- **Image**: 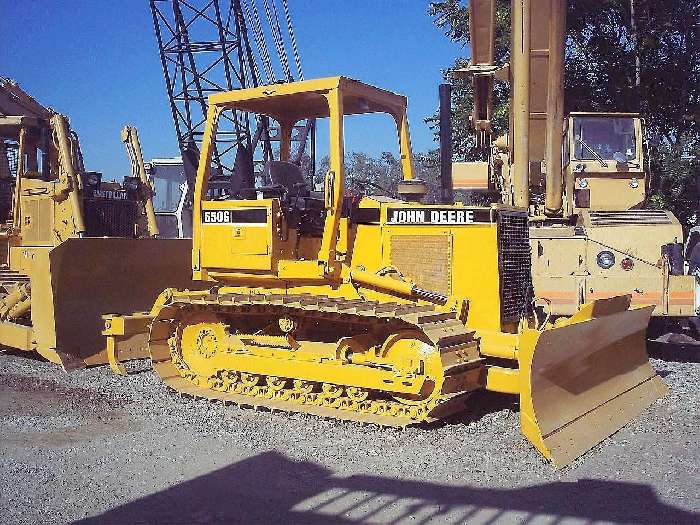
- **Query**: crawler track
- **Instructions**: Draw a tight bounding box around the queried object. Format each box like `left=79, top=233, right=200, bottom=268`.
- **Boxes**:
left=148, top=292, right=484, bottom=426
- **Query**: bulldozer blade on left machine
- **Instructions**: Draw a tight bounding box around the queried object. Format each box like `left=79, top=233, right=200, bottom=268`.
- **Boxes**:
left=485, top=296, right=667, bottom=467
left=0, top=238, right=193, bottom=370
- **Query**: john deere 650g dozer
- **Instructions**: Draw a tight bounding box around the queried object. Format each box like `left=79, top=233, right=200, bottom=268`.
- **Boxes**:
left=112, top=77, right=665, bottom=466
left=0, top=78, right=193, bottom=369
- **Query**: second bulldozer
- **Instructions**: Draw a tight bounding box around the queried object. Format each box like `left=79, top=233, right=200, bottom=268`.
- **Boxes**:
left=0, top=78, right=193, bottom=368
left=109, top=77, right=665, bottom=466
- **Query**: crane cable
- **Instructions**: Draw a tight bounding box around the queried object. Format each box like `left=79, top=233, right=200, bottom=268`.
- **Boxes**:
left=262, top=0, right=293, bottom=82
left=246, top=0, right=276, bottom=82
left=281, top=0, right=304, bottom=80
left=232, top=1, right=261, bottom=88
left=241, top=0, right=276, bottom=83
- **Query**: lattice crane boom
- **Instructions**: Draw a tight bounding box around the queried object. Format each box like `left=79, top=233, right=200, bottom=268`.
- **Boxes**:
left=149, top=0, right=310, bottom=200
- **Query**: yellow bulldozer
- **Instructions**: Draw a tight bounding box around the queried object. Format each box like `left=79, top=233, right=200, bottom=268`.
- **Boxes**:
left=453, top=0, right=698, bottom=341
left=106, top=76, right=666, bottom=466
left=0, top=77, right=193, bottom=369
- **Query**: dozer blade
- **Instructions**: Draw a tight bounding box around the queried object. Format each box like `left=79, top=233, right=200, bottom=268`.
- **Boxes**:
left=517, top=296, right=667, bottom=467
left=35, top=238, right=194, bottom=368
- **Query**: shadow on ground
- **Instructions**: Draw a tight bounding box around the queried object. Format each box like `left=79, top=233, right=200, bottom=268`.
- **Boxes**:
left=648, top=340, right=700, bottom=363
left=425, top=389, right=517, bottom=430
left=0, top=348, right=47, bottom=362
left=74, top=451, right=697, bottom=525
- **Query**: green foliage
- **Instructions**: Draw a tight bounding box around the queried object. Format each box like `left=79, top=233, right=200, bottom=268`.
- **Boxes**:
left=315, top=150, right=443, bottom=203
left=428, top=0, right=511, bottom=160
left=648, top=138, right=700, bottom=226
left=566, top=0, right=698, bottom=141
left=428, top=0, right=700, bottom=225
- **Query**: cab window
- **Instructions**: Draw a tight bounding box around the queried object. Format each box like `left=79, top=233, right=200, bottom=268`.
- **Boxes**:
left=204, top=108, right=314, bottom=201
left=572, top=117, right=637, bottom=162
left=150, top=162, right=186, bottom=213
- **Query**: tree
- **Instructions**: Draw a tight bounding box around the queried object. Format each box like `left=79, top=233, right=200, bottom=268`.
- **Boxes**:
left=314, top=150, right=443, bottom=203
left=429, top=0, right=700, bottom=225
left=428, top=0, right=511, bottom=161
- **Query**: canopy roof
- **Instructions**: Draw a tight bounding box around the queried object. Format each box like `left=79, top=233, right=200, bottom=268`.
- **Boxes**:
left=209, top=76, right=408, bottom=123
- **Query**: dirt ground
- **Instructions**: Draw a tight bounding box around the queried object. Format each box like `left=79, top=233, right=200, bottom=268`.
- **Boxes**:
left=0, top=346, right=698, bottom=525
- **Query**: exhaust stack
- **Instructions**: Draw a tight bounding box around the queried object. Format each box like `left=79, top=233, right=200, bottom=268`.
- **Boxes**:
left=439, top=83, right=454, bottom=204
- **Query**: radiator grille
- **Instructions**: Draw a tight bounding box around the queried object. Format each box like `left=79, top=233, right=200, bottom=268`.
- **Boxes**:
left=498, top=212, right=532, bottom=322
left=1, top=141, right=18, bottom=178
left=83, top=198, right=138, bottom=237
left=588, top=210, right=672, bottom=226
left=390, top=235, right=452, bottom=296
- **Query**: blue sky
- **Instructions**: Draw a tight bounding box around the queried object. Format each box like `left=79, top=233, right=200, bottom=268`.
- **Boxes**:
left=1, top=1, right=466, bottom=179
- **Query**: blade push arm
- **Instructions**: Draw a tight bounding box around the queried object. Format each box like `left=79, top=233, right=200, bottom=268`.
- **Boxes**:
left=52, top=114, right=86, bottom=236
left=121, top=125, right=160, bottom=237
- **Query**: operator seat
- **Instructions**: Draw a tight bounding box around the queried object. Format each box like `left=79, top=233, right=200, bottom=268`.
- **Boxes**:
left=267, top=161, right=306, bottom=193
left=264, top=160, right=324, bottom=235
left=266, top=160, right=324, bottom=200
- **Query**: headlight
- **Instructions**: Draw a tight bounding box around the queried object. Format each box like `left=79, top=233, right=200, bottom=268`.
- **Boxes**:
left=597, top=250, right=615, bottom=269
left=630, top=178, right=639, bottom=189
left=578, top=178, right=589, bottom=189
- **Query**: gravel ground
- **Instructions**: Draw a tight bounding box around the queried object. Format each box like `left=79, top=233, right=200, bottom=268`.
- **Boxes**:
left=0, top=349, right=698, bottom=525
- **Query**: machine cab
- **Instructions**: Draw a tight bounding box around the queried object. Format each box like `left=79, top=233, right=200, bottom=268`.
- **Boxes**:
left=193, top=76, right=417, bottom=281
left=565, top=112, right=646, bottom=212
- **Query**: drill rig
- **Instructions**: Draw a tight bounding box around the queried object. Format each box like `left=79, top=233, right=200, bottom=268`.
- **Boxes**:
left=455, top=0, right=697, bottom=338
left=0, top=78, right=193, bottom=368
left=108, top=76, right=665, bottom=466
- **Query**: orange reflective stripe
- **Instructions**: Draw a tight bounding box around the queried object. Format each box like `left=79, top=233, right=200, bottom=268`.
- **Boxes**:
left=453, top=182, right=490, bottom=189
left=538, top=289, right=695, bottom=307
left=536, top=291, right=577, bottom=304
left=669, top=291, right=695, bottom=306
